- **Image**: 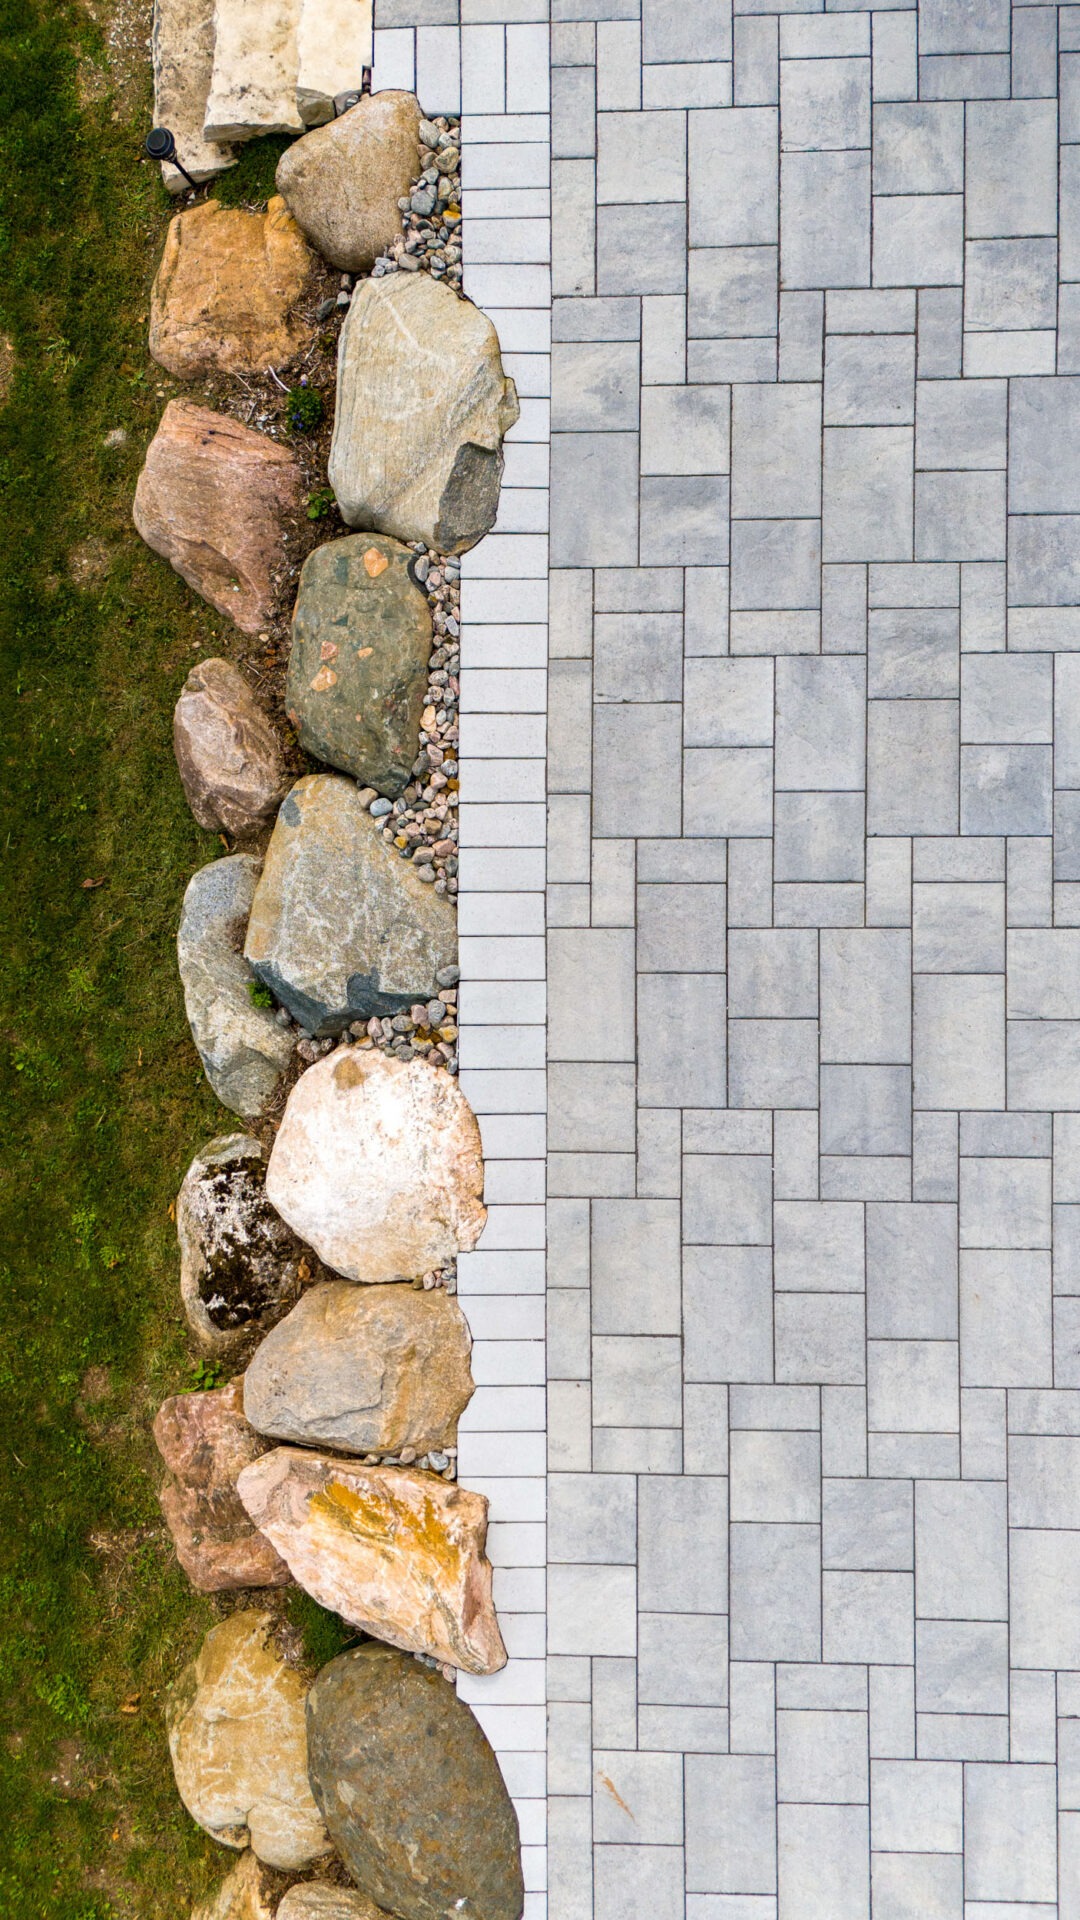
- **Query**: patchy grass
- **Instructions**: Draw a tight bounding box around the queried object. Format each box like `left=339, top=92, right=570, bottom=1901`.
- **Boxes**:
left=0, top=3, right=342, bottom=1913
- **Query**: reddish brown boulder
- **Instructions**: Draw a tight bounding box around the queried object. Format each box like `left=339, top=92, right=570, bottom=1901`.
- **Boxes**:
left=154, top=1377, right=290, bottom=1592
left=133, top=400, right=302, bottom=634
left=174, top=658, right=288, bottom=837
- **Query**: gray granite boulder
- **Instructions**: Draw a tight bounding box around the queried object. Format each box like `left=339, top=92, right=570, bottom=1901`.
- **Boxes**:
left=276, top=90, right=420, bottom=271
left=306, top=1645, right=524, bottom=1920
left=243, top=776, right=456, bottom=1034
left=242, top=1280, right=474, bottom=1456
left=328, top=274, right=519, bottom=554
left=177, top=856, right=293, bottom=1115
left=176, top=1134, right=306, bottom=1355
left=286, top=534, right=431, bottom=797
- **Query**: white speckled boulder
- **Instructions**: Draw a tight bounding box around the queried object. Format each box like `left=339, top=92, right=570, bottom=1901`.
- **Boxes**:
left=265, top=1048, right=485, bottom=1282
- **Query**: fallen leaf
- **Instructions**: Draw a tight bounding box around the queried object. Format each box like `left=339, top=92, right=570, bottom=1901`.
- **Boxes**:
left=119, top=1693, right=141, bottom=1716
left=80, top=876, right=106, bottom=890
left=298, top=1256, right=311, bottom=1283
left=363, top=547, right=388, bottom=577
left=596, top=1771, right=634, bottom=1820
left=167, top=1200, right=176, bottom=1222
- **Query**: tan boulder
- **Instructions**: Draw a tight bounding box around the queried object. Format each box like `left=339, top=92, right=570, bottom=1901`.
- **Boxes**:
left=150, top=198, right=314, bottom=380
left=174, top=658, right=288, bottom=837
left=191, top=1850, right=277, bottom=1920
left=296, top=0, right=375, bottom=127
left=264, top=1049, right=485, bottom=1283
left=328, top=274, right=519, bottom=552
left=242, top=1280, right=473, bottom=1456
left=133, top=400, right=302, bottom=634
left=276, top=91, right=420, bottom=273
left=167, top=1611, right=330, bottom=1870
left=237, top=1449, right=506, bottom=1674
left=276, top=1889, right=390, bottom=1920
left=153, top=1377, right=291, bottom=1592
left=152, top=0, right=236, bottom=194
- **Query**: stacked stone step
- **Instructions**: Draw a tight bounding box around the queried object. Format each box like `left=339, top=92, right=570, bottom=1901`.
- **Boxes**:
left=152, top=0, right=375, bottom=193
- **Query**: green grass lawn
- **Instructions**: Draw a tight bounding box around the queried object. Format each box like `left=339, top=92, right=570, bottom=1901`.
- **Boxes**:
left=0, top=3, right=337, bottom=1911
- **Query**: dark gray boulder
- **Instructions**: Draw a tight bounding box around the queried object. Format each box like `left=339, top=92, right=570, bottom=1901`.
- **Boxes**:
left=306, top=1645, right=524, bottom=1920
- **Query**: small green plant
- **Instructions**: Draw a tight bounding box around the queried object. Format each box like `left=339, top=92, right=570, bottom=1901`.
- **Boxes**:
left=286, top=386, right=324, bottom=433
left=186, top=1358, right=223, bottom=1392
left=247, top=979, right=273, bottom=1009
left=35, top=1669, right=91, bottom=1727
left=306, top=485, right=336, bottom=521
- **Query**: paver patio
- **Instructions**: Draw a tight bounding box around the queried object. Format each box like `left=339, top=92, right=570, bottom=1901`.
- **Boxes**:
left=376, top=0, right=1080, bottom=1910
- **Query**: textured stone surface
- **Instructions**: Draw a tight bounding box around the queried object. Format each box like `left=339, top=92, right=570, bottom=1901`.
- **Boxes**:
left=177, top=1134, right=305, bottom=1354
left=238, top=1449, right=505, bottom=1672
left=285, top=535, right=431, bottom=796
left=133, top=400, right=303, bottom=634
left=242, top=1280, right=474, bottom=1456
left=244, top=776, right=455, bottom=1033
left=204, top=0, right=305, bottom=143
left=306, top=1646, right=524, bottom=1920
left=328, top=274, right=519, bottom=552
left=296, top=0, right=375, bottom=126
left=154, top=1377, right=290, bottom=1591
left=276, top=1889, right=389, bottom=1920
left=265, top=1048, right=485, bottom=1282
left=174, top=658, right=288, bottom=838
left=190, top=1849, right=277, bottom=1920
left=177, top=859, right=293, bottom=1118
left=276, top=90, right=419, bottom=271
left=149, top=198, right=313, bottom=380
left=152, top=0, right=236, bottom=194
left=167, top=1611, right=329, bottom=1870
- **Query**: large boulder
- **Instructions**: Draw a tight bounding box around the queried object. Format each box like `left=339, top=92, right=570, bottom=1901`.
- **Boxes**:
left=307, top=1646, right=524, bottom=1920
left=167, top=1611, right=330, bottom=1870
left=204, top=0, right=305, bottom=142
left=190, top=1850, right=277, bottom=1920
left=174, top=658, right=288, bottom=838
left=177, top=858, right=294, bottom=1117
left=277, top=1887, right=390, bottom=1920
left=242, top=1280, right=473, bottom=1456
left=177, top=1134, right=305, bottom=1354
left=265, top=1048, right=485, bottom=1282
left=328, top=275, right=519, bottom=553
left=150, top=198, right=313, bottom=380
left=237, top=1449, right=505, bottom=1673
left=154, top=1377, right=291, bottom=1591
left=152, top=0, right=236, bottom=194
left=285, top=535, right=431, bottom=797
left=134, top=400, right=303, bottom=634
left=243, top=776, right=455, bottom=1034
left=296, top=0, right=375, bottom=127
left=276, top=91, right=419, bottom=271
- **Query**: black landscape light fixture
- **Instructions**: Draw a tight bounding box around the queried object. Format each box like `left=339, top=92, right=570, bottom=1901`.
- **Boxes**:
left=144, top=126, right=198, bottom=191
